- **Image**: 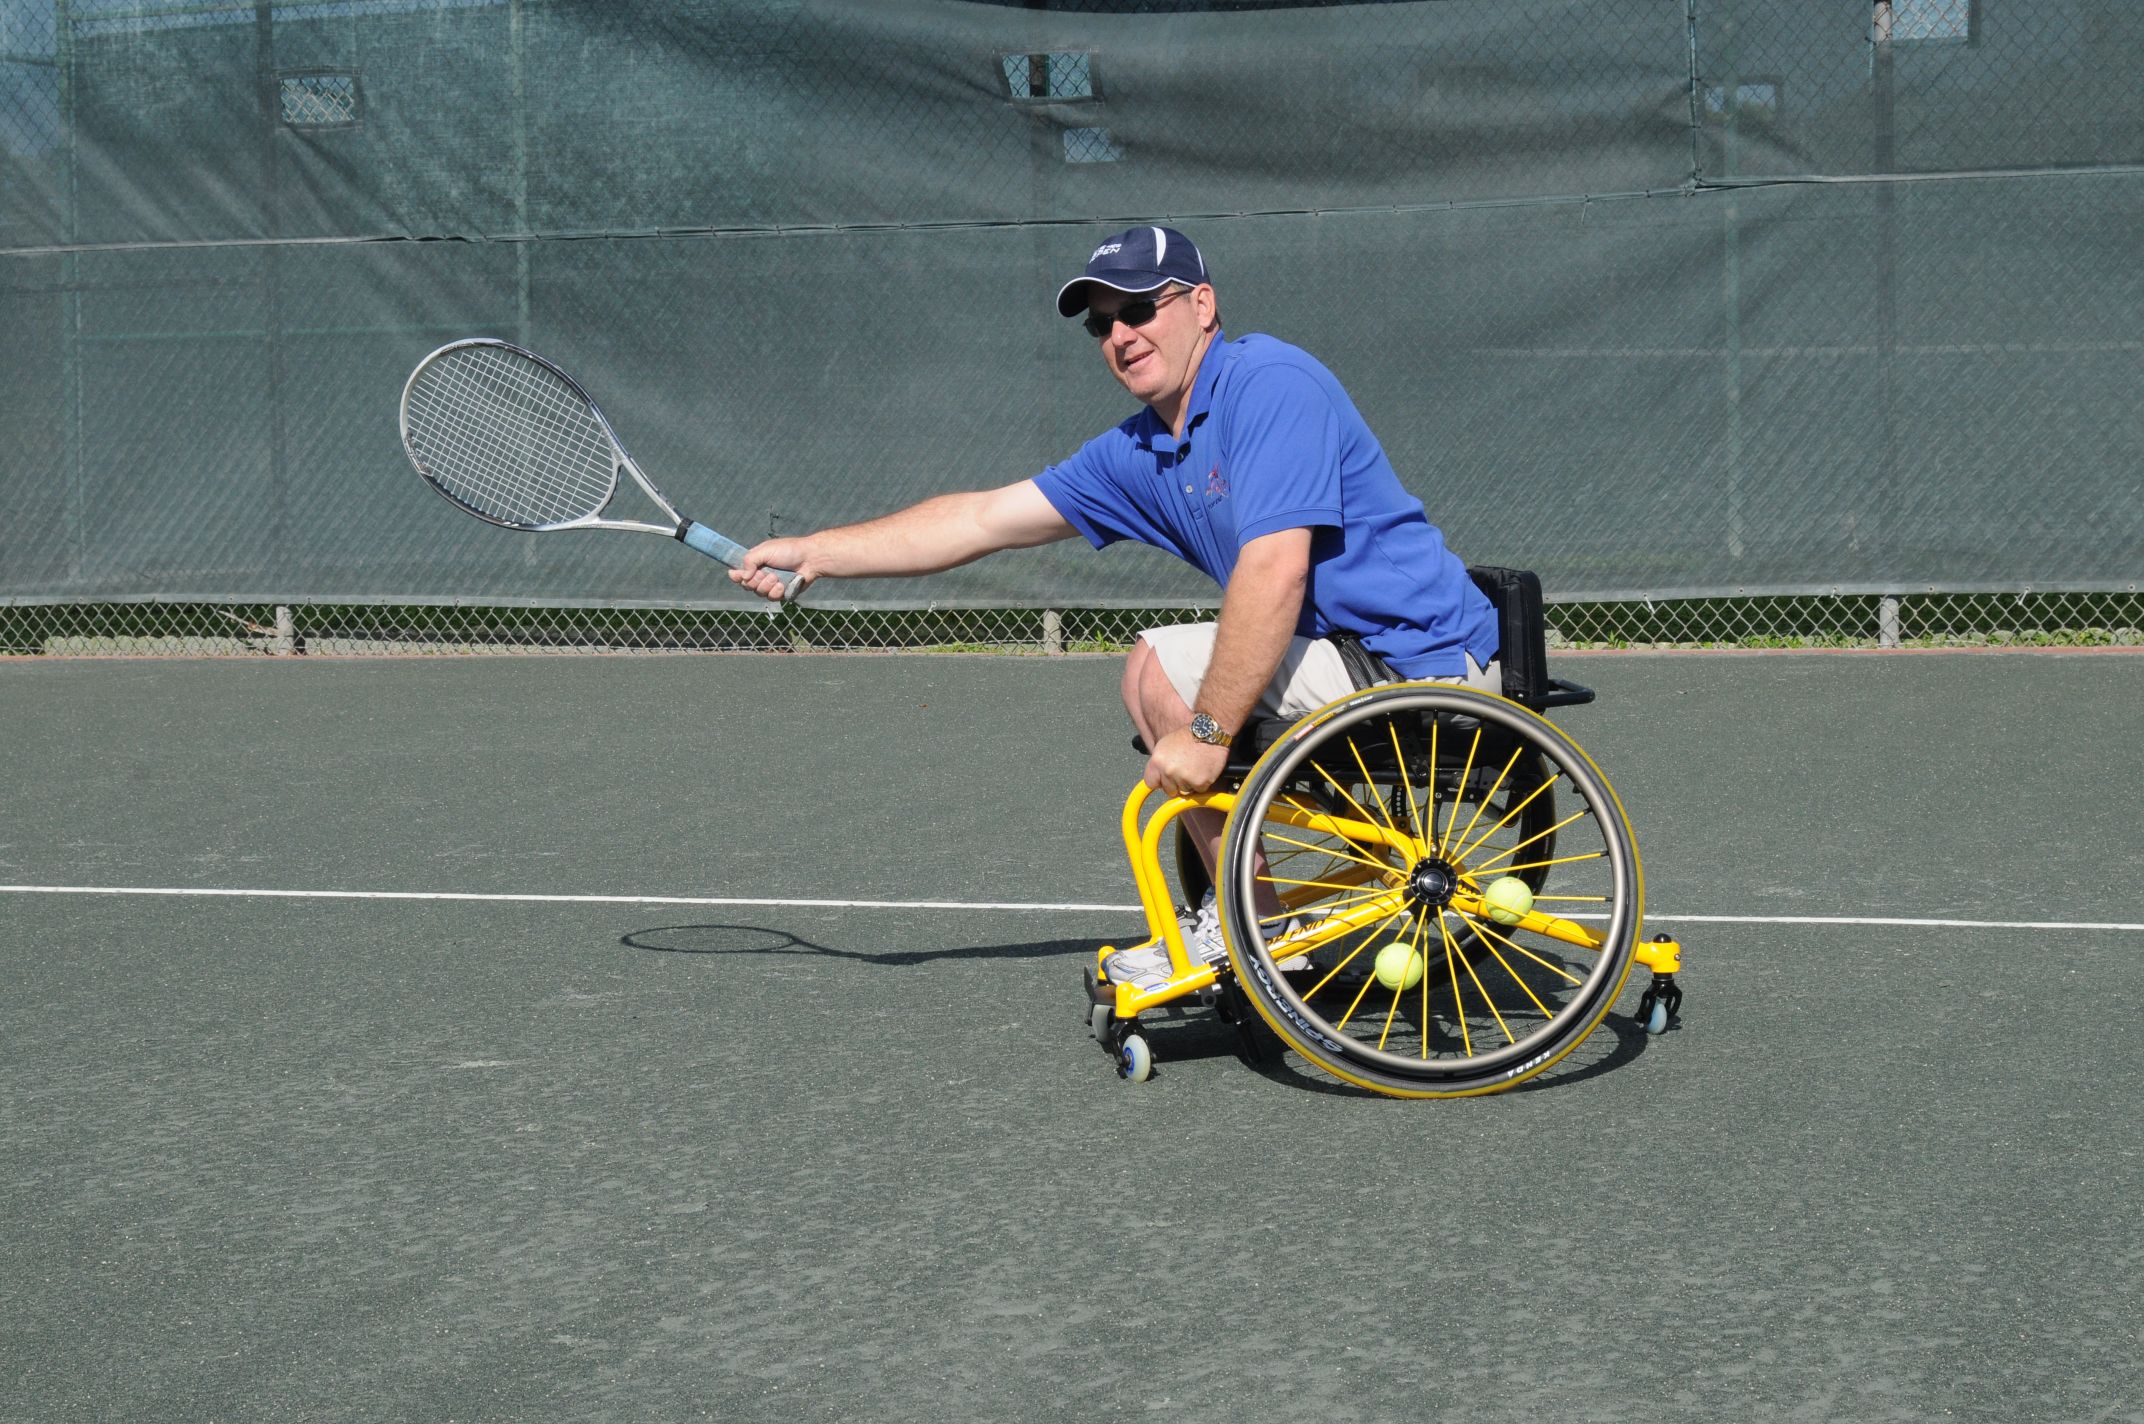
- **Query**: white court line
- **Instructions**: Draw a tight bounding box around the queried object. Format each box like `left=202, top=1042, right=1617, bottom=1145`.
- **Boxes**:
left=0, top=884, right=1135, bottom=914
left=1648, top=913, right=2144, bottom=931
left=1, top=884, right=2141, bottom=931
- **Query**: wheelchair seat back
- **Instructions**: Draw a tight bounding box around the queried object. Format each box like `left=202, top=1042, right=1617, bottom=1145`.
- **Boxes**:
left=1467, top=566, right=1546, bottom=707
left=1466, top=565, right=1592, bottom=712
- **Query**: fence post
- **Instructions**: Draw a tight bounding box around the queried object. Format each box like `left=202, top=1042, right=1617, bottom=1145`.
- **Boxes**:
left=1043, top=609, right=1064, bottom=655
left=1878, top=595, right=1900, bottom=649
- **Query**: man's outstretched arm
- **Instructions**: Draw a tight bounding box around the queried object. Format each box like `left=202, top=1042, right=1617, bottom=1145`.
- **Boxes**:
left=729, top=479, right=1077, bottom=601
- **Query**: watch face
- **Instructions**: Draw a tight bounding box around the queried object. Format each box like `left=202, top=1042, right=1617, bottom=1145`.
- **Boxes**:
left=1191, top=713, right=1222, bottom=744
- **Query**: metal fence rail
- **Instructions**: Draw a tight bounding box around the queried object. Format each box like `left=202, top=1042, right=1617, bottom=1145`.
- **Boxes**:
left=7, top=588, right=2137, bottom=658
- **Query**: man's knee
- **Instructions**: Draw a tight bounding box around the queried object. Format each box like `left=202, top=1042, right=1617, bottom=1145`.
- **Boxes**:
left=1120, top=637, right=1153, bottom=720
left=1122, top=635, right=1189, bottom=732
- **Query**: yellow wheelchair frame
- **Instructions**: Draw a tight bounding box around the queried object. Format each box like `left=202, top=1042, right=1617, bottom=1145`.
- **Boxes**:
left=1082, top=593, right=1685, bottom=1097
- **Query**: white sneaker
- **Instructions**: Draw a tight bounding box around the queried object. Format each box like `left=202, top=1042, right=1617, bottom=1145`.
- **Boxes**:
left=1100, top=891, right=1225, bottom=992
left=1099, top=941, right=1174, bottom=992
left=1183, top=890, right=1226, bottom=965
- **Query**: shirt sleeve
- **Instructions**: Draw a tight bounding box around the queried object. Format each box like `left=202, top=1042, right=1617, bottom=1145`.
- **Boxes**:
left=1222, top=365, right=1345, bottom=547
left=1032, top=420, right=1194, bottom=562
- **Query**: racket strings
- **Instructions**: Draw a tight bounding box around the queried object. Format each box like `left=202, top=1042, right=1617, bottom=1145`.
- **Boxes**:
left=405, top=347, right=618, bottom=528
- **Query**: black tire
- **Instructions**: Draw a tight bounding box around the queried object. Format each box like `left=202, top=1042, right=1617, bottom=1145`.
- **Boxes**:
left=1216, top=684, right=1642, bottom=1097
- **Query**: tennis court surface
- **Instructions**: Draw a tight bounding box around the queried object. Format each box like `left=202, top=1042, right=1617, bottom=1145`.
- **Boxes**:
left=4, top=650, right=2138, bottom=1422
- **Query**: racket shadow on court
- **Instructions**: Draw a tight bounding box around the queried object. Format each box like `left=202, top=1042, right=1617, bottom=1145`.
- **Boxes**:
left=620, top=923, right=1100, bottom=967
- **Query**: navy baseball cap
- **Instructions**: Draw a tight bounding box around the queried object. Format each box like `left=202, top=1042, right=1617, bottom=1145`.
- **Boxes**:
left=1055, top=225, right=1209, bottom=318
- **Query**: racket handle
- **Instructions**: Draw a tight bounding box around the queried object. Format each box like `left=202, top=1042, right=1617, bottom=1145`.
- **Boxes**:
left=678, top=520, right=804, bottom=601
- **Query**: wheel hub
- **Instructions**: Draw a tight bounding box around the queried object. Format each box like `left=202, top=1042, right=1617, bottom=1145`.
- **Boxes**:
left=1406, top=858, right=1458, bottom=908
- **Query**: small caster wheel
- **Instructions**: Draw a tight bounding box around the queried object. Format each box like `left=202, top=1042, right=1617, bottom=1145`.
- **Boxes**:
left=1637, top=971, right=1682, bottom=1035
left=1117, top=1033, right=1154, bottom=1083
left=1088, top=1002, right=1112, bottom=1042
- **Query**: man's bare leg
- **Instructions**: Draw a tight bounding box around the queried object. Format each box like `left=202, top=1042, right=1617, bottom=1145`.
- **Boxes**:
left=1121, top=638, right=1287, bottom=922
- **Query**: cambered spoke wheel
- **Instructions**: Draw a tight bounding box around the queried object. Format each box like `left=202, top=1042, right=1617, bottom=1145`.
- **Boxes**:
left=1218, top=685, right=1642, bottom=1097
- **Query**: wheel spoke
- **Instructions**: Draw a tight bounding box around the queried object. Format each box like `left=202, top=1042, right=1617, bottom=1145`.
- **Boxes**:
left=1331, top=951, right=1385, bottom=1032
left=1256, top=884, right=1404, bottom=947
left=1261, top=830, right=1400, bottom=879
left=1306, top=758, right=1413, bottom=859
left=1454, top=910, right=1587, bottom=986
left=1299, top=898, right=1413, bottom=1003
left=1373, top=915, right=1419, bottom=1053
left=1446, top=744, right=1526, bottom=857
left=1455, top=928, right=1517, bottom=1046
left=1453, top=911, right=1563, bottom=1019
left=1433, top=910, right=1474, bottom=1057
left=1453, top=773, right=1563, bottom=865
left=1416, top=905, right=1434, bottom=1058
left=1439, top=726, right=1483, bottom=851
left=1258, top=869, right=1398, bottom=897
left=1386, top=720, right=1428, bottom=848
left=1464, top=804, right=1593, bottom=874
left=1347, top=735, right=1414, bottom=854
left=1481, top=848, right=1606, bottom=878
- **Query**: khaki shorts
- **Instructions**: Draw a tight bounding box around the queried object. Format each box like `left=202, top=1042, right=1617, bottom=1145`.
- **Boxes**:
left=1139, top=623, right=1501, bottom=721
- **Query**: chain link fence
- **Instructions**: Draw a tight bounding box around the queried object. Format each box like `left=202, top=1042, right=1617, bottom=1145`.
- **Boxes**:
left=2, top=0, right=2138, bottom=658
left=6, top=588, right=2137, bottom=657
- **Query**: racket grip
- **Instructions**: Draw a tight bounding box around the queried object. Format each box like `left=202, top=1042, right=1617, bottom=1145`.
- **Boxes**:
left=678, top=520, right=804, bottom=601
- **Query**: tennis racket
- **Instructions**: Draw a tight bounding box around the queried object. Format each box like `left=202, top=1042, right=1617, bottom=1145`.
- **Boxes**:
left=399, top=338, right=802, bottom=599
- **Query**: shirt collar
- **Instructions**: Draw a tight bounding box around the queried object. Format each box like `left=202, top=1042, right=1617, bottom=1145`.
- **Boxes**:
left=1135, top=328, right=1229, bottom=458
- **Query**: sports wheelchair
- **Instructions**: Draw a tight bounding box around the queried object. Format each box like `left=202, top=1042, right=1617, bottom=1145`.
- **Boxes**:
left=1085, top=567, right=1685, bottom=1097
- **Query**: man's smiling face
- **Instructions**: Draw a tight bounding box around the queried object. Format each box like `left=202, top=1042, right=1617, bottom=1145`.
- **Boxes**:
left=1086, top=283, right=1218, bottom=432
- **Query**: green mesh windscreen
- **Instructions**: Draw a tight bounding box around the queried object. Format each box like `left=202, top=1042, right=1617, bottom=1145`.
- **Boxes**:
left=3, top=0, right=2139, bottom=609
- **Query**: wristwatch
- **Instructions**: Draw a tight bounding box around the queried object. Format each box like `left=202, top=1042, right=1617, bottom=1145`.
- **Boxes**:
left=1188, top=711, right=1233, bottom=748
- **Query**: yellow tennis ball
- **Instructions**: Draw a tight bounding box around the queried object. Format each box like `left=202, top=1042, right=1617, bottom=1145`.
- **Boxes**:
left=1483, top=876, right=1534, bottom=926
left=1372, top=942, right=1425, bottom=991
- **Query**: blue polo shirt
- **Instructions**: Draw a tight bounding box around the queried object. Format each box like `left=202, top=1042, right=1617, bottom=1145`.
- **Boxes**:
left=1034, top=331, right=1498, bottom=678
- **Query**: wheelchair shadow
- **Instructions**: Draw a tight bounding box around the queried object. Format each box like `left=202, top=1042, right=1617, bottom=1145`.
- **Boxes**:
left=1155, top=997, right=1662, bottom=1100
left=619, top=921, right=1098, bottom=967
left=621, top=923, right=1664, bottom=1098
left=1507, top=1008, right=1657, bottom=1094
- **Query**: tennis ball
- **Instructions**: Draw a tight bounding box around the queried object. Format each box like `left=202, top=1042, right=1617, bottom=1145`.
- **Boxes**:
left=1372, top=941, right=1425, bottom=991
left=1482, top=876, right=1534, bottom=926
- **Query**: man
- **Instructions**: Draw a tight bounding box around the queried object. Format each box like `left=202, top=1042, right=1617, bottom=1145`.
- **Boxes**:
left=733, top=226, right=1498, bottom=975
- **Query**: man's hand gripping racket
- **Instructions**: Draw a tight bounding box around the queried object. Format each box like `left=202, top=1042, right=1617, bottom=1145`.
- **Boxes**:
left=399, top=338, right=805, bottom=600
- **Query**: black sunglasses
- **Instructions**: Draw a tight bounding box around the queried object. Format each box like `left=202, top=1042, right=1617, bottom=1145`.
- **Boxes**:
left=1082, top=286, right=1190, bottom=339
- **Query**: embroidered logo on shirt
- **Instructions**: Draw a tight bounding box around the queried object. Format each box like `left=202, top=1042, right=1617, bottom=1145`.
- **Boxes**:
left=1205, top=467, right=1230, bottom=499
